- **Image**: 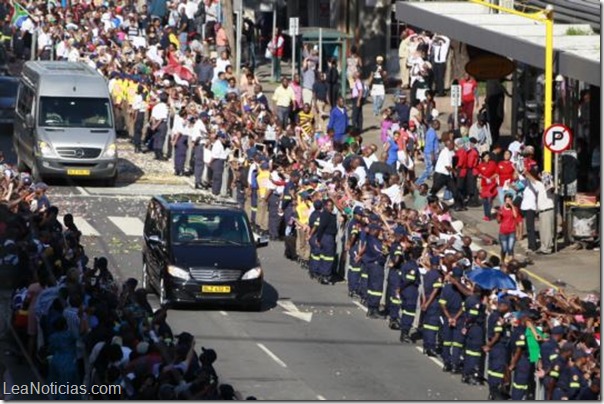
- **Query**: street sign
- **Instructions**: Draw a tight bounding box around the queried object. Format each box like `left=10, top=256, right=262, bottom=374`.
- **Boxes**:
left=450, top=84, right=461, bottom=107
left=543, top=124, right=573, bottom=154
left=289, top=17, right=299, bottom=36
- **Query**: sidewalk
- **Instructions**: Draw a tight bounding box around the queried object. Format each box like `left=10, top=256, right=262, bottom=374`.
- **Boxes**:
left=254, top=61, right=600, bottom=296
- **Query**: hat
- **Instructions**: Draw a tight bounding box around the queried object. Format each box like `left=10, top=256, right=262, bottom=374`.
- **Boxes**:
left=369, top=223, right=381, bottom=231
left=260, top=162, right=269, bottom=169
left=550, top=325, right=565, bottom=335
left=430, top=256, right=440, bottom=266
left=573, top=349, right=588, bottom=360
left=199, top=111, right=209, bottom=119
left=34, top=182, right=48, bottom=191
left=309, top=176, right=320, bottom=183
left=524, top=145, right=535, bottom=155
left=498, top=296, right=512, bottom=306
left=300, top=191, right=311, bottom=200
left=451, top=267, right=464, bottom=278
left=313, top=200, right=323, bottom=210
left=561, top=342, right=575, bottom=353
left=394, top=226, right=406, bottom=236
left=353, top=206, right=364, bottom=215
left=369, top=213, right=380, bottom=222
left=200, top=347, right=217, bottom=364
left=136, top=341, right=150, bottom=355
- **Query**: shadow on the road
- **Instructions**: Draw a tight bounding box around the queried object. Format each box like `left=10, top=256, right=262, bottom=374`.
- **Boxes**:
left=167, top=280, right=279, bottom=313
left=185, top=334, right=404, bottom=347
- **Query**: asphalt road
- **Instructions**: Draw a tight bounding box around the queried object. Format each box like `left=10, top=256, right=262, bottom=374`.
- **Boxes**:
left=35, top=183, right=486, bottom=401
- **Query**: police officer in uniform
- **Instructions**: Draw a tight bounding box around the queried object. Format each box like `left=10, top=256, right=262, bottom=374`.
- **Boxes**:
left=546, top=342, right=573, bottom=400
left=266, top=167, right=284, bottom=241
left=385, top=227, right=406, bottom=329
left=508, top=311, right=532, bottom=399
left=150, top=92, right=169, bottom=160
left=192, top=112, right=210, bottom=188
left=307, top=200, right=323, bottom=280
left=483, top=296, right=512, bottom=399
left=420, top=256, right=443, bottom=357
left=172, top=109, right=190, bottom=176
left=460, top=285, right=487, bottom=385
left=439, top=267, right=465, bottom=372
left=345, top=207, right=364, bottom=298
left=365, top=223, right=387, bottom=319
left=552, top=347, right=589, bottom=400
left=131, top=84, right=147, bottom=153
left=397, top=246, right=421, bottom=342
left=315, top=199, right=338, bottom=285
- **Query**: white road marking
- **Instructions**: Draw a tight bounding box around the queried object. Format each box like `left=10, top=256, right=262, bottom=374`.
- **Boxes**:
left=415, top=346, right=444, bottom=367
left=72, top=216, right=100, bottom=236
left=316, top=395, right=327, bottom=400
left=219, top=311, right=228, bottom=316
left=75, top=186, right=90, bottom=196
left=256, top=343, right=287, bottom=368
left=108, top=216, right=145, bottom=237
left=352, top=301, right=368, bottom=313
left=277, top=300, right=313, bottom=322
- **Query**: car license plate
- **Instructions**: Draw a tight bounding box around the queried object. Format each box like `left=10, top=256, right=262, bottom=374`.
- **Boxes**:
left=67, top=169, right=91, bottom=176
left=201, top=285, right=231, bottom=293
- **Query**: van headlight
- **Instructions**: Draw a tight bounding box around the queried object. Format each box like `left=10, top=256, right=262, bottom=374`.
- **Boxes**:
left=242, top=267, right=262, bottom=280
left=103, top=143, right=117, bottom=158
left=37, top=141, right=54, bottom=157
left=167, top=265, right=190, bottom=280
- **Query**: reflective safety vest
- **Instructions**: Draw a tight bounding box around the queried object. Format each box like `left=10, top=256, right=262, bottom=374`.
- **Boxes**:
left=257, top=169, right=270, bottom=198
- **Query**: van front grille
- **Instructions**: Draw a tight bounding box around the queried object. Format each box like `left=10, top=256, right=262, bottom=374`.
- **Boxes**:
left=55, top=147, right=102, bottom=159
left=189, top=268, right=241, bottom=282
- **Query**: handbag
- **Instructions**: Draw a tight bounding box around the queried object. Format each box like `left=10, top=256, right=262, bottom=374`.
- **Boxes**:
left=265, top=47, right=272, bottom=59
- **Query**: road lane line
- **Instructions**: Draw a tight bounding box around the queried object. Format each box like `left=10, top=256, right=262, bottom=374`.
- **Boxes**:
left=219, top=311, right=228, bottom=316
left=256, top=343, right=287, bottom=368
left=108, top=216, right=145, bottom=237
left=76, top=186, right=90, bottom=196
left=72, top=216, right=100, bottom=236
left=415, top=346, right=444, bottom=368
left=316, top=395, right=326, bottom=400
left=352, top=301, right=368, bottom=313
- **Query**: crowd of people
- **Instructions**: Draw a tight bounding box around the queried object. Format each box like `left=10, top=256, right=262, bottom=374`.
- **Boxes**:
left=0, top=0, right=600, bottom=400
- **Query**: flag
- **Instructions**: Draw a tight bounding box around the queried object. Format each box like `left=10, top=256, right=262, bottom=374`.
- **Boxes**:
left=10, top=1, right=28, bottom=28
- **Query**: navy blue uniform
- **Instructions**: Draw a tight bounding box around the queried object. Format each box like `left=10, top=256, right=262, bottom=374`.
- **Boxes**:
left=510, top=326, right=531, bottom=400
left=346, top=220, right=362, bottom=295
left=385, top=243, right=404, bottom=321
left=358, top=230, right=369, bottom=300
left=315, top=210, right=338, bottom=279
left=552, top=365, right=587, bottom=400
left=438, top=283, right=464, bottom=369
left=544, top=355, right=566, bottom=400
left=462, top=294, right=486, bottom=379
left=486, top=311, right=510, bottom=390
left=308, top=211, right=321, bottom=276
left=421, top=269, right=443, bottom=351
left=398, top=260, right=420, bottom=334
left=365, top=235, right=387, bottom=311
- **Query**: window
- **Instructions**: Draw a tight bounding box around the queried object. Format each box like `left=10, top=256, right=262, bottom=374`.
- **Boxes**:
left=171, top=212, right=252, bottom=245
left=38, top=97, right=113, bottom=128
left=144, top=201, right=161, bottom=236
left=16, top=85, right=34, bottom=117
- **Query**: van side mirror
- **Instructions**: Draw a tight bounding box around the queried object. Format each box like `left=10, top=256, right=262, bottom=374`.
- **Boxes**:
left=148, top=234, right=164, bottom=245
left=25, top=114, right=34, bottom=129
left=255, top=234, right=269, bottom=248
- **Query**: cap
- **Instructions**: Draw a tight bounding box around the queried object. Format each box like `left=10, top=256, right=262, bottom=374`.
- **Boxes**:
left=199, top=111, right=209, bottom=119
left=451, top=267, right=464, bottom=278
left=394, top=226, right=406, bottom=236
left=430, top=256, right=440, bottom=266
left=34, top=182, right=48, bottom=191
left=353, top=206, right=364, bottom=215
left=200, top=346, right=217, bottom=364
left=260, top=162, right=269, bottom=169
left=136, top=341, right=150, bottom=355
left=369, top=213, right=380, bottom=222
left=498, top=296, right=512, bottom=306
left=310, top=176, right=320, bottom=183
left=313, top=200, right=323, bottom=210
left=573, top=349, right=588, bottom=360
left=550, top=325, right=565, bottom=335
left=300, top=191, right=311, bottom=200
left=561, top=342, right=575, bottom=353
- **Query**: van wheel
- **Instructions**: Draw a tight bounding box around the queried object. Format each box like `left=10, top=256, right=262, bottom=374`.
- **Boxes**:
left=141, top=262, right=150, bottom=291
left=159, top=277, right=168, bottom=306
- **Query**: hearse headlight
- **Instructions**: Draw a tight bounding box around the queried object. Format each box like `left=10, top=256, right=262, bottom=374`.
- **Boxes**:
left=37, top=141, right=54, bottom=157
left=242, top=267, right=262, bottom=280
left=103, top=143, right=117, bottom=158
left=167, top=265, right=190, bottom=280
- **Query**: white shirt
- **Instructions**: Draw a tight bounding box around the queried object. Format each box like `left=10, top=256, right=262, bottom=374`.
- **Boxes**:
left=353, top=166, right=367, bottom=187
left=151, top=102, right=169, bottom=121
left=56, top=41, right=69, bottom=59
left=210, top=139, right=225, bottom=159
left=185, top=0, right=198, bottom=19
left=431, top=36, right=450, bottom=64
left=247, top=162, right=258, bottom=185
left=434, top=148, right=454, bottom=175
left=190, top=119, right=207, bottom=144
left=508, top=140, right=523, bottom=162
left=67, top=48, right=80, bottom=62
left=37, top=31, right=51, bottom=50
left=533, top=180, right=554, bottom=211
left=20, top=18, right=35, bottom=34
left=520, top=181, right=537, bottom=211
left=131, top=94, right=147, bottom=112
left=382, top=184, right=403, bottom=206
left=268, top=171, right=284, bottom=194
left=171, top=115, right=186, bottom=136
left=362, top=154, right=378, bottom=169
left=214, top=57, right=231, bottom=81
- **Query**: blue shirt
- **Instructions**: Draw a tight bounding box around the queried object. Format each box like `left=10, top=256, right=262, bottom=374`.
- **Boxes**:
left=424, top=128, right=440, bottom=158
left=327, top=107, right=348, bottom=142
left=386, top=138, right=399, bottom=165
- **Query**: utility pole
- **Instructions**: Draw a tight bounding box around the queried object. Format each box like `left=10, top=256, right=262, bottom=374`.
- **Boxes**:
left=222, top=0, right=236, bottom=63
left=234, top=0, right=242, bottom=78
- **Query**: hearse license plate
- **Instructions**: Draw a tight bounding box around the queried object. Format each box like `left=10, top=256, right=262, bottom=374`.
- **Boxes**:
left=67, top=169, right=91, bottom=176
left=202, top=285, right=231, bottom=293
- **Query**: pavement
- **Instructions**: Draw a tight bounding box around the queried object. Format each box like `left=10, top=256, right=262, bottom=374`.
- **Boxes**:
left=0, top=60, right=598, bottom=400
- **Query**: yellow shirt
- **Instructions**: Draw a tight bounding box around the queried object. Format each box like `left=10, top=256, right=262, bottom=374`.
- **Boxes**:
left=295, top=198, right=311, bottom=226
left=272, top=85, right=295, bottom=108
left=257, top=169, right=270, bottom=198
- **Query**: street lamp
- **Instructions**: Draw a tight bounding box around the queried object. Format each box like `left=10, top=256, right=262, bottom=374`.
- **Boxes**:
left=468, top=0, right=555, bottom=172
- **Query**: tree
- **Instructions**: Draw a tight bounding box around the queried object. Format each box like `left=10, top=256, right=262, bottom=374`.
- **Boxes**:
left=222, top=0, right=236, bottom=62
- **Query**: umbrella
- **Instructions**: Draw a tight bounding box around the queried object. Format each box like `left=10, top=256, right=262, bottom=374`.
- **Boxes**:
left=466, top=267, right=516, bottom=290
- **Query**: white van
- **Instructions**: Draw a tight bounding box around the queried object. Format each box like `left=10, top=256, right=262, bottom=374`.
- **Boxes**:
left=13, top=61, right=118, bottom=185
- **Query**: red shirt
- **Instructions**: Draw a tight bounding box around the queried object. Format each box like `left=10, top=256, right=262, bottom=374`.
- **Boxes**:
left=497, top=160, right=515, bottom=187
left=477, top=160, right=498, bottom=199
left=455, top=148, right=468, bottom=177
left=498, top=206, right=518, bottom=234
left=460, top=78, right=477, bottom=103
left=467, top=147, right=480, bottom=173
left=523, top=157, right=537, bottom=173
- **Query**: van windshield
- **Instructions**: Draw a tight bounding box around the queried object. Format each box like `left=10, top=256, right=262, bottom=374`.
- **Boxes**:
left=39, top=97, right=113, bottom=128
left=171, top=211, right=252, bottom=245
